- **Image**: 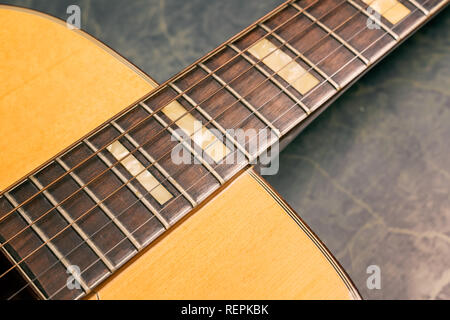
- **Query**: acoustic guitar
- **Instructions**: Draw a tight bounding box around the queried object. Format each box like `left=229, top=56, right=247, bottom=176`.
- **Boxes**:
left=0, top=0, right=447, bottom=300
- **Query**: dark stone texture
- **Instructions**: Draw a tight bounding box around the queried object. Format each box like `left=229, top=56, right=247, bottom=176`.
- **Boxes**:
left=2, top=0, right=449, bottom=299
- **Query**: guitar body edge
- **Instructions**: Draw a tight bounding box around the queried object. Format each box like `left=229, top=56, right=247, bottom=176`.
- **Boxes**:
left=0, top=6, right=359, bottom=300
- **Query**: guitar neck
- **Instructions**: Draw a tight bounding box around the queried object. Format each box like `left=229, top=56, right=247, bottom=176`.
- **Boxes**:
left=0, top=0, right=447, bottom=300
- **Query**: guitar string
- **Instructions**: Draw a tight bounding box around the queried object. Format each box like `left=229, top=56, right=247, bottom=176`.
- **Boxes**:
left=0, top=0, right=335, bottom=250
left=0, top=0, right=403, bottom=286
left=7, top=0, right=414, bottom=299
left=0, top=0, right=317, bottom=224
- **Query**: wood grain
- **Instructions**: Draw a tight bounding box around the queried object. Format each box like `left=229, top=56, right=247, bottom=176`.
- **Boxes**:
left=88, top=168, right=358, bottom=300
left=0, top=5, right=156, bottom=191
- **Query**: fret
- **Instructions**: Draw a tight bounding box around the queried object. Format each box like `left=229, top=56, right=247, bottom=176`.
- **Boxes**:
left=35, top=155, right=150, bottom=277
left=197, top=63, right=281, bottom=137
left=2, top=192, right=90, bottom=294
left=110, top=120, right=197, bottom=207
left=347, top=0, right=400, bottom=39
left=55, top=156, right=142, bottom=254
left=229, top=25, right=336, bottom=119
left=139, top=102, right=225, bottom=185
left=105, top=141, right=173, bottom=206
left=168, top=83, right=253, bottom=162
left=201, top=55, right=303, bottom=143
left=259, top=22, right=341, bottom=90
left=228, top=43, right=312, bottom=114
left=83, top=139, right=170, bottom=231
left=291, top=2, right=370, bottom=66
left=407, top=0, right=430, bottom=14
left=419, top=0, right=448, bottom=13
left=28, top=175, right=115, bottom=273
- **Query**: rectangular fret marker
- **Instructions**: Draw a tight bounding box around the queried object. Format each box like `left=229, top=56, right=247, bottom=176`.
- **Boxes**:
left=248, top=38, right=319, bottom=95
left=111, top=120, right=197, bottom=207
left=140, top=102, right=224, bottom=185
left=168, top=83, right=253, bottom=162
left=161, top=101, right=231, bottom=163
left=259, top=23, right=341, bottom=90
left=363, top=0, right=410, bottom=24
left=107, top=141, right=172, bottom=205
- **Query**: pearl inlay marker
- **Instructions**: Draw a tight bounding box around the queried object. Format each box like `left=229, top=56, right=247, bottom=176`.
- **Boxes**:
left=363, top=0, right=410, bottom=24
left=161, top=101, right=231, bottom=163
left=248, top=38, right=319, bottom=95
left=107, top=141, right=173, bottom=205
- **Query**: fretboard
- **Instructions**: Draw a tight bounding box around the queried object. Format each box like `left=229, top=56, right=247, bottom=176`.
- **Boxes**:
left=0, top=0, right=447, bottom=300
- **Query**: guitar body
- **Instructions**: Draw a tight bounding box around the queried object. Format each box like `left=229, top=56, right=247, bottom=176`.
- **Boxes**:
left=0, top=6, right=156, bottom=192
left=0, top=6, right=358, bottom=299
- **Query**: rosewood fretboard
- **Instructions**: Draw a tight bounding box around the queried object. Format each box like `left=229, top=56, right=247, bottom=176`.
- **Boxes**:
left=0, top=0, right=447, bottom=299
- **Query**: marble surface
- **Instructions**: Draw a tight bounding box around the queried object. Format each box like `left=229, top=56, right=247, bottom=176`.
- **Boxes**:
left=2, top=0, right=449, bottom=299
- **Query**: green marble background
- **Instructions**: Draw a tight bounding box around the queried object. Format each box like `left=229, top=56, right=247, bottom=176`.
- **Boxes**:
left=2, top=0, right=449, bottom=299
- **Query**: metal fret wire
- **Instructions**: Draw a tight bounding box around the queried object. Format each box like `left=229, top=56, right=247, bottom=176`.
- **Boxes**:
left=8, top=0, right=428, bottom=299
left=1, top=0, right=416, bottom=292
